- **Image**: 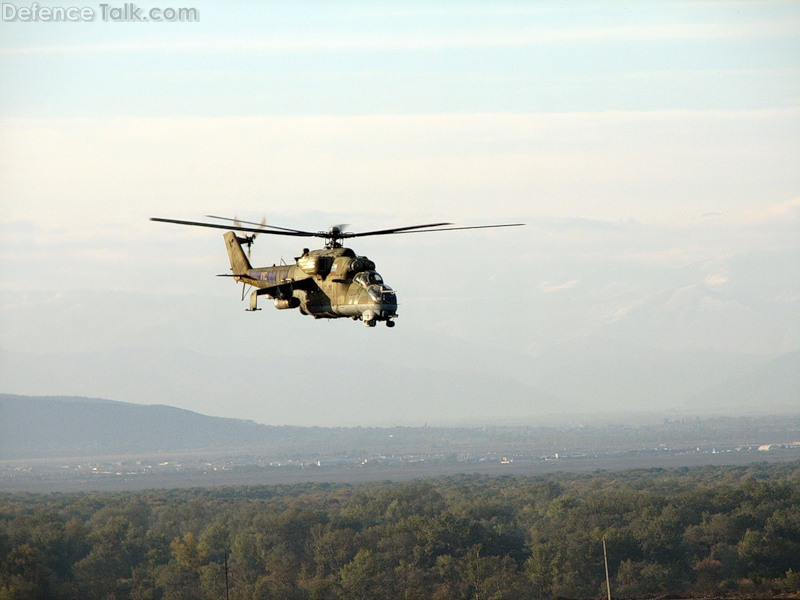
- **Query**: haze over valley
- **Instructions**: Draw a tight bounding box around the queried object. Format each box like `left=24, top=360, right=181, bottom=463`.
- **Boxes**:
left=2, top=3, right=798, bottom=429
left=1, top=344, right=796, bottom=428
left=3, top=393, right=798, bottom=494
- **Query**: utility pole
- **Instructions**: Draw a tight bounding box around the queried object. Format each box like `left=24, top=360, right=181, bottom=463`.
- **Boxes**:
left=224, top=552, right=230, bottom=600
left=602, top=537, right=612, bottom=600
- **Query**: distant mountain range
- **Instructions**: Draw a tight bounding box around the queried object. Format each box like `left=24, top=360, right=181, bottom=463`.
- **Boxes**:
left=0, top=347, right=797, bottom=428
left=1, top=393, right=544, bottom=460
left=0, top=394, right=294, bottom=459
left=686, top=350, right=800, bottom=413
left=3, top=392, right=800, bottom=462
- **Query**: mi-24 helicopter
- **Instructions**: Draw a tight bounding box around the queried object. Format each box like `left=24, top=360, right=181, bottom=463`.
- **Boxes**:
left=151, top=215, right=524, bottom=327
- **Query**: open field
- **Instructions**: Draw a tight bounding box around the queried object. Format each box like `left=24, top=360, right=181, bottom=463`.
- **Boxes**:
left=3, top=443, right=798, bottom=493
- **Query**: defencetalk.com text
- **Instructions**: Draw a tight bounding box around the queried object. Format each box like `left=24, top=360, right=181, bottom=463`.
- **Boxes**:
left=2, top=3, right=199, bottom=22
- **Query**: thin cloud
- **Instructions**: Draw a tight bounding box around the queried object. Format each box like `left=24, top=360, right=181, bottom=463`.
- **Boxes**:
left=705, top=274, right=730, bottom=287
left=3, top=18, right=798, bottom=56
left=540, top=279, right=579, bottom=293
left=711, top=197, right=800, bottom=227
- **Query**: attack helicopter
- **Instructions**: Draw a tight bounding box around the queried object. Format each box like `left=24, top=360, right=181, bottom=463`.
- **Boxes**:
left=150, top=215, right=523, bottom=327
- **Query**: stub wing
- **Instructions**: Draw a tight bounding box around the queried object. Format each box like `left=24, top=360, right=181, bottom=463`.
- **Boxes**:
left=219, top=268, right=316, bottom=312
left=218, top=269, right=315, bottom=293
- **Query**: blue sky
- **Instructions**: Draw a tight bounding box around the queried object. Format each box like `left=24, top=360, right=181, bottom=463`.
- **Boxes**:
left=1, top=2, right=798, bottom=425
left=2, top=2, right=799, bottom=117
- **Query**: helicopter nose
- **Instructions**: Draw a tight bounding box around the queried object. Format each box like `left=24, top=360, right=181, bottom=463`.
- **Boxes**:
left=366, top=284, right=397, bottom=319
left=379, top=295, right=398, bottom=318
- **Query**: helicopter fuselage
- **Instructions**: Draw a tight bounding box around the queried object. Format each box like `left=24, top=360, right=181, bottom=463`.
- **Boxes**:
left=225, top=233, right=397, bottom=327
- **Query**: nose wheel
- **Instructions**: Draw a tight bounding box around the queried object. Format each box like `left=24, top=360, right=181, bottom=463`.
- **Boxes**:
left=362, top=319, right=395, bottom=328
left=360, top=310, right=395, bottom=328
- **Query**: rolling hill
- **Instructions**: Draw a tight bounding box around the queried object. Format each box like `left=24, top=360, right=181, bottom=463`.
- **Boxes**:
left=0, top=394, right=289, bottom=459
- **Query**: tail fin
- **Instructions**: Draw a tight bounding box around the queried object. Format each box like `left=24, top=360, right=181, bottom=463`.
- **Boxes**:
left=224, top=231, right=252, bottom=274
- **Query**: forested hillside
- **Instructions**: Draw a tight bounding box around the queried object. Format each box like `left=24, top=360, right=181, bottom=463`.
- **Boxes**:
left=2, top=462, right=799, bottom=599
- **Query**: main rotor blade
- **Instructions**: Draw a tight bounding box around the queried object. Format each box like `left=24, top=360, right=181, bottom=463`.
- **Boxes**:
left=341, top=222, right=453, bottom=239
left=150, top=217, right=317, bottom=238
left=351, top=223, right=524, bottom=238
left=204, top=214, right=308, bottom=234
left=152, top=217, right=525, bottom=242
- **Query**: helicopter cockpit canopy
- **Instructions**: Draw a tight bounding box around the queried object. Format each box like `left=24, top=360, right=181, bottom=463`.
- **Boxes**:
left=354, top=271, right=395, bottom=303
left=354, top=271, right=384, bottom=287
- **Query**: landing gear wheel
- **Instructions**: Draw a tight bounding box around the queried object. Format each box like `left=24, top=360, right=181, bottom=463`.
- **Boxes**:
left=386, top=320, right=395, bottom=328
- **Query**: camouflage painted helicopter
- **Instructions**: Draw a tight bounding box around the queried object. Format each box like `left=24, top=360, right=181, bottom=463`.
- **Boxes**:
left=151, top=215, right=523, bottom=327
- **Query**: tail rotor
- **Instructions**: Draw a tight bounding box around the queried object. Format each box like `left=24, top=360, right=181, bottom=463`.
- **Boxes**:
left=234, top=215, right=266, bottom=258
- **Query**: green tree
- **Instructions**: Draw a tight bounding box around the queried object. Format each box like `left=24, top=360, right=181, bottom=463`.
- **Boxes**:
left=0, top=544, right=53, bottom=600
left=73, top=514, right=145, bottom=598
left=339, top=548, right=385, bottom=600
left=525, top=542, right=560, bottom=596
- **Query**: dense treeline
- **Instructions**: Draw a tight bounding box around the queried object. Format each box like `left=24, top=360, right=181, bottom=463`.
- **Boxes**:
left=2, top=462, right=800, bottom=599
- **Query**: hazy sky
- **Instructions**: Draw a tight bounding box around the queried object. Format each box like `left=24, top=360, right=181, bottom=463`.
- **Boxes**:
left=1, top=2, right=798, bottom=425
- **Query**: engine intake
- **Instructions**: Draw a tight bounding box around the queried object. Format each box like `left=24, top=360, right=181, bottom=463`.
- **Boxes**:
left=274, top=298, right=300, bottom=310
